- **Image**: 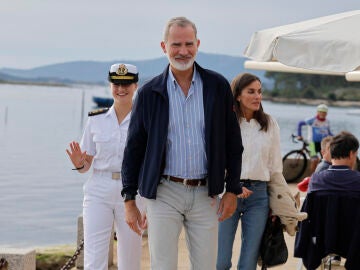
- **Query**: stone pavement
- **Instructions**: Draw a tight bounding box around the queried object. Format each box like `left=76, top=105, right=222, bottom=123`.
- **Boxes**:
left=139, top=229, right=286, bottom=269
left=139, top=227, right=301, bottom=270
left=111, top=229, right=345, bottom=270
left=110, top=183, right=345, bottom=269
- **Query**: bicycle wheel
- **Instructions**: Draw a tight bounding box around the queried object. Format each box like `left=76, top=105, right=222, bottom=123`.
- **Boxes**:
left=282, top=150, right=307, bottom=183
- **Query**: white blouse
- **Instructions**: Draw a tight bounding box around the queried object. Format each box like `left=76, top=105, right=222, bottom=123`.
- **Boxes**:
left=239, top=115, right=283, bottom=181
left=80, top=106, right=130, bottom=172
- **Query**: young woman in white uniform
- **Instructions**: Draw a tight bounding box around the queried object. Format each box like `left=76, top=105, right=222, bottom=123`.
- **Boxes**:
left=66, top=63, right=144, bottom=270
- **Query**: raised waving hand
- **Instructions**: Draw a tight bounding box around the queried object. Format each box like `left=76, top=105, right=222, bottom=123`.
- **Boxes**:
left=66, top=141, right=88, bottom=169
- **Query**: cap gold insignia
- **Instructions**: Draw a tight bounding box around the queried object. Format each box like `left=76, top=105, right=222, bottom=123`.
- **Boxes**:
left=116, top=64, right=128, bottom=75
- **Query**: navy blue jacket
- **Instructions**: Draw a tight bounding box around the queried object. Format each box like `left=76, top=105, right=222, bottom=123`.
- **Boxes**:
left=294, top=191, right=360, bottom=270
left=309, top=165, right=360, bottom=192
left=121, top=62, right=243, bottom=199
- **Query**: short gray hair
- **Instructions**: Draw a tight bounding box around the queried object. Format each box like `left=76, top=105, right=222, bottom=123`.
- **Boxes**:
left=163, top=16, right=197, bottom=43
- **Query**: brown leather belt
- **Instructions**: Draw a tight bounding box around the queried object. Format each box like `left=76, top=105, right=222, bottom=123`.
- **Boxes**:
left=162, top=175, right=207, bottom=186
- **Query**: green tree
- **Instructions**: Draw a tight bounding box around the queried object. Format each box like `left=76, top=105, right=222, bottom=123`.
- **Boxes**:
left=265, top=72, right=360, bottom=100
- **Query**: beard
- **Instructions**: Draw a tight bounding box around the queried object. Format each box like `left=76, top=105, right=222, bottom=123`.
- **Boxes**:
left=167, top=54, right=195, bottom=71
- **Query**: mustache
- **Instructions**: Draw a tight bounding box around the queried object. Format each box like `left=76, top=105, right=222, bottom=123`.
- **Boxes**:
left=174, top=55, right=192, bottom=60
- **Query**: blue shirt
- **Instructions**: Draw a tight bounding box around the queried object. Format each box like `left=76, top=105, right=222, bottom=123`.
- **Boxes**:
left=121, top=62, right=243, bottom=198
left=297, top=116, right=332, bottom=143
left=163, top=67, right=207, bottom=179
left=314, top=159, right=331, bottom=173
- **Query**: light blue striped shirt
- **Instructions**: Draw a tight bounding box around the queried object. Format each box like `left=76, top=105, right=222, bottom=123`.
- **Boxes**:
left=163, top=67, right=207, bottom=178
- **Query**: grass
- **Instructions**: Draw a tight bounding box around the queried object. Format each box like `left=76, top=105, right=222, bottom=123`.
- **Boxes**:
left=36, top=245, right=77, bottom=270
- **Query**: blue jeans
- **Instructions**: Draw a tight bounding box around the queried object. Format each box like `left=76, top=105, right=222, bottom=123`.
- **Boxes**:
left=217, top=181, right=269, bottom=270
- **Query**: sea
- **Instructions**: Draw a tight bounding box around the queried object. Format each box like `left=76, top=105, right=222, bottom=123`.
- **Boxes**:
left=0, top=83, right=359, bottom=249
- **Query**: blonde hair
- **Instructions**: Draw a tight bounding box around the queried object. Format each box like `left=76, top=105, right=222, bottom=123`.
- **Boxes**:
left=321, top=136, right=333, bottom=151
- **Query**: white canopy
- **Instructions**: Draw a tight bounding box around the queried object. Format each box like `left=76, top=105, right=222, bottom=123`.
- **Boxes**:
left=244, top=10, right=360, bottom=81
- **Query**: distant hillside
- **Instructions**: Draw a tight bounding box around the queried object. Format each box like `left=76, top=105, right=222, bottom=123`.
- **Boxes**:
left=0, top=52, right=269, bottom=86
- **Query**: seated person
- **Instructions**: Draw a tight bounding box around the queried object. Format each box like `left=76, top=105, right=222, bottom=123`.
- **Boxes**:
left=314, top=135, right=333, bottom=173
left=295, top=132, right=360, bottom=269
left=298, top=135, right=333, bottom=192
left=309, top=131, right=360, bottom=193
left=310, top=135, right=339, bottom=267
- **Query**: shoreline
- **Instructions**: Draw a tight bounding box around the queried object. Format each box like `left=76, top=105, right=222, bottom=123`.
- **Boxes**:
left=264, top=97, right=360, bottom=108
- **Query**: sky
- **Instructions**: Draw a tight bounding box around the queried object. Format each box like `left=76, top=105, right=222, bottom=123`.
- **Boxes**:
left=1, top=0, right=359, bottom=69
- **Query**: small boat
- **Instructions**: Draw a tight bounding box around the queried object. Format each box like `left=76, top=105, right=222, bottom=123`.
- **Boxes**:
left=92, top=96, right=113, bottom=108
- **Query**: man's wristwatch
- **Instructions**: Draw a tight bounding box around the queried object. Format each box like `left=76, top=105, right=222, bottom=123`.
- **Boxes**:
left=123, top=193, right=136, bottom=202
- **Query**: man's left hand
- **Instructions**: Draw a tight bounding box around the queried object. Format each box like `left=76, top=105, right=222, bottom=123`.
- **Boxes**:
left=217, top=192, right=237, bottom=222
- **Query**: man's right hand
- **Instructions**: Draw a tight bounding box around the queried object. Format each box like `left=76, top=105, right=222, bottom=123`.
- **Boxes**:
left=124, top=201, right=145, bottom=236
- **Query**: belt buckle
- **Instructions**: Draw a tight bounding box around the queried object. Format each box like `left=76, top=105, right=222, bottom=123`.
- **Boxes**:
left=112, top=172, right=120, bottom=180
left=183, top=178, right=188, bottom=186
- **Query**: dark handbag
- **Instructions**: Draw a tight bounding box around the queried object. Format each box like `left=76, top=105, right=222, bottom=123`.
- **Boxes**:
left=258, top=216, right=288, bottom=269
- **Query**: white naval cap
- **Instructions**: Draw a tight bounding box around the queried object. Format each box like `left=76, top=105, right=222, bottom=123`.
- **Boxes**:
left=108, top=63, right=138, bottom=85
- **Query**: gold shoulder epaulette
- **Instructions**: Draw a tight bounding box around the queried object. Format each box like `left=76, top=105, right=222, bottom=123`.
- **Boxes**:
left=88, top=107, right=109, bottom=116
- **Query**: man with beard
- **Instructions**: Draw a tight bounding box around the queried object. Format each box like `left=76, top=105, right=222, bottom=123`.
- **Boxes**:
left=121, top=16, right=249, bottom=269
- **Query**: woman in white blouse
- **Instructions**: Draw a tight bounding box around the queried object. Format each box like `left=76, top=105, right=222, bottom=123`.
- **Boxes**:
left=217, top=73, right=283, bottom=270
left=66, top=63, right=144, bottom=270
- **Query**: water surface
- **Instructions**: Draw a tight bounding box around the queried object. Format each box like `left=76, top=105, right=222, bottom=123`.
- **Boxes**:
left=0, top=84, right=358, bottom=248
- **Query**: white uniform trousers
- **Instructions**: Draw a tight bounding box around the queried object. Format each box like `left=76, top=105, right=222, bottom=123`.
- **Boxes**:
left=145, top=177, right=219, bottom=270
left=83, top=173, right=143, bottom=270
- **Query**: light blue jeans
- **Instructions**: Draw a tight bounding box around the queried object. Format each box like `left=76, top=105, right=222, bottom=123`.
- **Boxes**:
left=217, top=181, right=269, bottom=270
left=145, top=177, right=220, bottom=270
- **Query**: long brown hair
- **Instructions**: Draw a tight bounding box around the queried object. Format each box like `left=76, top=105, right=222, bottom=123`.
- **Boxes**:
left=231, top=73, right=269, bottom=131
